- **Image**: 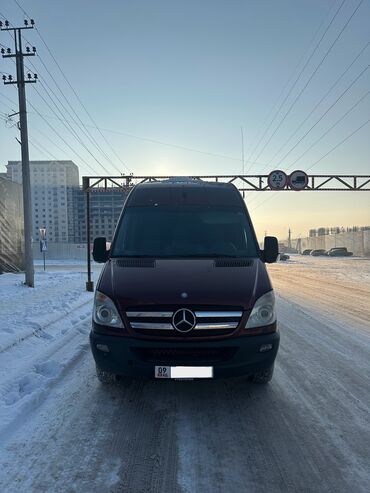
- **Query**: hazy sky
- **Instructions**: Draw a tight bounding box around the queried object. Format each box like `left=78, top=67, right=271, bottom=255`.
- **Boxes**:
left=0, top=0, right=369, bottom=240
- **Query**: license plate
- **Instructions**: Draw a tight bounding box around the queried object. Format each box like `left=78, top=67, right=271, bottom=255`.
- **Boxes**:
left=155, top=366, right=213, bottom=379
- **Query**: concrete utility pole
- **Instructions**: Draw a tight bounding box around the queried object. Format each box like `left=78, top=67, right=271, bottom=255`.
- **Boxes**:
left=1, top=19, right=38, bottom=287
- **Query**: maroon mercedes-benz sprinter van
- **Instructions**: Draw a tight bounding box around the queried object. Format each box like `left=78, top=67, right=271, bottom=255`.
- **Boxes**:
left=91, top=179, right=279, bottom=383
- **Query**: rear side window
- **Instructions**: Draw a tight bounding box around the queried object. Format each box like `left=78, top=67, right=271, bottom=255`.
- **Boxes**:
left=111, top=205, right=258, bottom=258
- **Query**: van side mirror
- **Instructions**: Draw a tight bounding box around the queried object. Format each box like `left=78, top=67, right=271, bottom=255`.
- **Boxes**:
left=93, top=237, right=109, bottom=263
left=262, top=236, right=279, bottom=263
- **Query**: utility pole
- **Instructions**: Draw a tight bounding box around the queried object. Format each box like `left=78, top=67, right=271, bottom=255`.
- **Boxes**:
left=288, top=228, right=292, bottom=250
left=1, top=19, right=38, bottom=287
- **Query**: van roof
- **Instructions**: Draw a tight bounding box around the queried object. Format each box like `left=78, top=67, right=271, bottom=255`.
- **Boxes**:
left=127, top=180, right=243, bottom=206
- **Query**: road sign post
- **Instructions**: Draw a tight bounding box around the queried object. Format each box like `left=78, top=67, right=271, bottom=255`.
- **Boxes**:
left=39, top=227, right=47, bottom=271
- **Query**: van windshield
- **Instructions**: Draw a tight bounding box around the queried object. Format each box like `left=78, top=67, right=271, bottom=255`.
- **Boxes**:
left=111, top=205, right=258, bottom=258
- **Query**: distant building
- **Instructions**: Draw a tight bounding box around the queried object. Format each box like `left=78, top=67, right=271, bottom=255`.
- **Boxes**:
left=0, top=176, right=24, bottom=272
left=7, top=160, right=79, bottom=243
left=73, top=187, right=127, bottom=243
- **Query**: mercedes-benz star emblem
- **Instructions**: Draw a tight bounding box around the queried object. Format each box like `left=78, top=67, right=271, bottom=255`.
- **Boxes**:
left=172, top=308, right=196, bottom=333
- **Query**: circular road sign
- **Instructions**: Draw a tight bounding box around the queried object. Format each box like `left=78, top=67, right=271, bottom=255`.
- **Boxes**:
left=288, top=170, right=308, bottom=190
left=268, top=170, right=288, bottom=190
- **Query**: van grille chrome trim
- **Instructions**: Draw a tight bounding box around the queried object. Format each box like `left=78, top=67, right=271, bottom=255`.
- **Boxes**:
left=127, top=311, right=242, bottom=318
left=126, top=308, right=243, bottom=335
left=127, top=311, right=173, bottom=318
left=194, top=322, right=238, bottom=330
left=194, top=311, right=242, bottom=318
left=130, top=322, right=174, bottom=330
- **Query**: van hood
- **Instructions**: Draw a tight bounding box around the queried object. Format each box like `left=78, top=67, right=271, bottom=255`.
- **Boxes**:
left=98, top=258, right=272, bottom=310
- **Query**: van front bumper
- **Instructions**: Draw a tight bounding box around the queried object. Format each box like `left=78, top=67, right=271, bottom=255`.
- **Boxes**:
left=90, top=330, right=280, bottom=379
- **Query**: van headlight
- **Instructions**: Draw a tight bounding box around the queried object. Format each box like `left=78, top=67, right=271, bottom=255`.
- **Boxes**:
left=93, top=290, right=124, bottom=328
left=245, top=291, right=276, bottom=329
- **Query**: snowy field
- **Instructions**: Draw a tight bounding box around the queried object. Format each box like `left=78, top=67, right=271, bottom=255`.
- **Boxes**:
left=0, top=256, right=369, bottom=492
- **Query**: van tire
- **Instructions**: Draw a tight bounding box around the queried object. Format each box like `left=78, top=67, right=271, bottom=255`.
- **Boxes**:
left=251, top=365, right=274, bottom=384
left=96, top=365, right=117, bottom=384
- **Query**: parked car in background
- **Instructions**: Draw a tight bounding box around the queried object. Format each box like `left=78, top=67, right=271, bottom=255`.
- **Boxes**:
left=310, top=249, right=327, bottom=256
left=326, top=247, right=353, bottom=257
left=302, top=249, right=312, bottom=255
left=279, top=253, right=290, bottom=261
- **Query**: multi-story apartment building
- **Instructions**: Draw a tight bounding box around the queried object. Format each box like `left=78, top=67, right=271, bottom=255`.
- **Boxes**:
left=7, top=160, right=79, bottom=243
left=73, top=187, right=127, bottom=243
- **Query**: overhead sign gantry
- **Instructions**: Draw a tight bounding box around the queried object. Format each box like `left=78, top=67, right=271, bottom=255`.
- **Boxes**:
left=82, top=172, right=370, bottom=290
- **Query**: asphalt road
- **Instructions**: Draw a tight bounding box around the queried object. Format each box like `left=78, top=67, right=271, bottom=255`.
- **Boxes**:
left=1, top=257, right=370, bottom=493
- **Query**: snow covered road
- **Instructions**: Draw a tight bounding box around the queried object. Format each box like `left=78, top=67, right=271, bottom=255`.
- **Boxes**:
left=0, top=257, right=369, bottom=493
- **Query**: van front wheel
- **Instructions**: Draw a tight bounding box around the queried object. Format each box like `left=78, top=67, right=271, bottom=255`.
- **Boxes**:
left=96, top=365, right=118, bottom=384
left=251, top=365, right=274, bottom=384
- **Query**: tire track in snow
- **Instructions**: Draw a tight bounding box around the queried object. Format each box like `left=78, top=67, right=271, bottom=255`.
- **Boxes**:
left=0, top=297, right=93, bottom=355
left=0, top=303, right=93, bottom=443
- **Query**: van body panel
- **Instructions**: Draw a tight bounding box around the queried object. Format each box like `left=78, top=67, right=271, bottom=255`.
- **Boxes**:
left=98, top=258, right=271, bottom=311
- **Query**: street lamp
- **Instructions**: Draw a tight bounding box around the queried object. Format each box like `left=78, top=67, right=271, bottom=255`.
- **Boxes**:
left=39, top=227, right=47, bottom=271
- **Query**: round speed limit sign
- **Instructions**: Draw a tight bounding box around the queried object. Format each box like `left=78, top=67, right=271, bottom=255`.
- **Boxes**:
left=268, top=170, right=288, bottom=190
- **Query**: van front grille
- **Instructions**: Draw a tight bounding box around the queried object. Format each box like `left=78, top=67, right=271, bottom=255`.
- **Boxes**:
left=125, top=307, right=243, bottom=337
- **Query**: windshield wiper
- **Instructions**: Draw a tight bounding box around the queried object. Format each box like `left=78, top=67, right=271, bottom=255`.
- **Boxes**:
left=111, top=254, right=243, bottom=259
left=176, top=254, right=242, bottom=258
left=110, top=255, right=156, bottom=258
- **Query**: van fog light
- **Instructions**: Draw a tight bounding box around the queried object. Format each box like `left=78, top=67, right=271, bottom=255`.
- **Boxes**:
left=259, top=344, right=273, bottom=353
left=96, top=343, right=110, bottom=353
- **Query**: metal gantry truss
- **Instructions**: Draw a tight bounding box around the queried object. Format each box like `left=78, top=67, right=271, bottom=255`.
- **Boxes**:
left=82, top=173, right=370, bottom=290
left=82, top=174, right=370, bottom=192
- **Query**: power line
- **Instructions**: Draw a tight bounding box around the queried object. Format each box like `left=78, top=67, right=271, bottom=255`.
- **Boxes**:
left=28, top=135, right=54, bottom=159
left=34, top=26, right=132, bottom=173
left=287, top=91, right=370, bottom=169
left=11, top=0, right=28, bottom=18
left=26, top=54, right=130, bottom=174
left=244, top=0, right=347, bottom=172
left=6, top=3, right=268, bottom=168
left=0, top=90, right=17, bottom=108
left=11, top=0, right=132, bottom=173
left=252, top=0, right=365, bottom=165
left=3, top=87, right=267, bottom=166
left=273, top=64, right=369, bottom=168
left=31, top=82, right=113, bottom=175
left=249, top=118, right=370, bottom=212
left=18, top=103, right=270, bottom=165
left=29, top=123, right=79, bottom=160
left=306, top=118, right=370, bottom=172
left=28, top=134, right=69, bottom=163
left=27, top=98, right=101, bottom=175
left=266, top=41, right=370, bottom=167
left=12, top=1, right=270, bottom=172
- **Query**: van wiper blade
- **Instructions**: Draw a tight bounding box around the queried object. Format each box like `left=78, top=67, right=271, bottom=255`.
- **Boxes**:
left=111, top=254, right=244, bottom=259
left=110, top=255, right=156, bottom=258
left=167, top=254, right=242, bottom=258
